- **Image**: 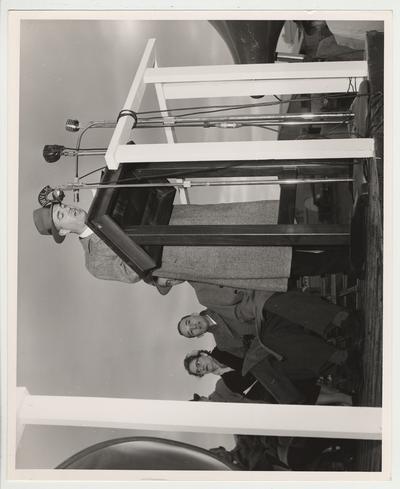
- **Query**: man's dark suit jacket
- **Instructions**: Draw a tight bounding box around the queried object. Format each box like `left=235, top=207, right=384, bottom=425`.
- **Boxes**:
left=210, top=348, right=277, bottom=404
left=202, top=308, right=303, bottom=404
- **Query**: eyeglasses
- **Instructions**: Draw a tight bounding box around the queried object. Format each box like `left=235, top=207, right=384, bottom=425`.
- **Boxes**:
left=190, top=358, right=204, bottom=376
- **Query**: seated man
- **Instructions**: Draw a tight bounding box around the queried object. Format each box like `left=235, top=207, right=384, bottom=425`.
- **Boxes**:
left=178, top=289, right=359, bottom=358
left=184, top=348, right=353, bottom=406
left=33, top=201, right=351, bottom=294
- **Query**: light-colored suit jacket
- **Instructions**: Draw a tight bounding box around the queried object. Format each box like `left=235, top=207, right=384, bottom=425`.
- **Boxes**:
left=192, top=281, right=273, bottom=326
left=208, top=378, right=254, bottom=403
left=192, top=283, right=344, bottom=346
left=80, top=234, right=140, bottom=283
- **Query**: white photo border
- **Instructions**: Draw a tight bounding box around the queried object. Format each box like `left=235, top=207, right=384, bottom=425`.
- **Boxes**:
left=1, top=0, right=398, bottom=487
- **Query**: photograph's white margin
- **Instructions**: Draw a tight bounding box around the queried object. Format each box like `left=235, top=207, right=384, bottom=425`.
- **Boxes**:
left=1, top=0, right=398, bottom=487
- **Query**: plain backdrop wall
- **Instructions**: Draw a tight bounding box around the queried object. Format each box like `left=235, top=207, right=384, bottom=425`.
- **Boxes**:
left=16, top=18, right=286, bottom=469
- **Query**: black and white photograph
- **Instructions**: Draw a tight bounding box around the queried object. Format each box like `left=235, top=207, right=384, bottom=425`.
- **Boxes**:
left=1, top=2, right=396, bottom=485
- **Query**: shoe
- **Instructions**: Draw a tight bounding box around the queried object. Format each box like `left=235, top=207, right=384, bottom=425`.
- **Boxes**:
left=327, top=335, right=347, bottom=350
left=335, top=375, right=363, bottom=397
left=346, top=349, right=364, bottom=376
left=332, top=357, right=364, bottom=396
left=340, top=312, right=365, bottom=353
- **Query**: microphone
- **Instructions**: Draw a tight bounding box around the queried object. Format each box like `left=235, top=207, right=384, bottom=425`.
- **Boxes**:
left=43, top=145, right=65, bottom=163
left=38, top=185, right=65, bottom=207
left=65, top=119, right=80, bottom=132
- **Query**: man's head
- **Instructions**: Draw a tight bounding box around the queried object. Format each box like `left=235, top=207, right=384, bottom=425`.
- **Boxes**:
left=177, top=313, right=209, bottom=338
left=33, top=203, right=88, bottom=243
left=184, top=350, right=220, bottom=377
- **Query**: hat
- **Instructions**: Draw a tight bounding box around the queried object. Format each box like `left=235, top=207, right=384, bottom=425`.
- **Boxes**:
left=33, top=205, right=65, bottom=244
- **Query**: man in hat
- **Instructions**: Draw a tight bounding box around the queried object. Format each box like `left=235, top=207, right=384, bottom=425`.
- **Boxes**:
left=33, top=201, right=351, bottom=296
left=32, top=203, right=180, bottom=294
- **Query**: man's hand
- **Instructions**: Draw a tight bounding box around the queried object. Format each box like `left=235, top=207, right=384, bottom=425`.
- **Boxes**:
left=156, top=277, right=184, bottom=288
left=243, top=334, right=256, bottom=351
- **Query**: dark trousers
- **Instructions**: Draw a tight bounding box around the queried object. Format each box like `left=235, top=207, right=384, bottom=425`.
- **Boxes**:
left=290, top=246, right=350, bottom=278
left=259, top=312, right=337, bottom=382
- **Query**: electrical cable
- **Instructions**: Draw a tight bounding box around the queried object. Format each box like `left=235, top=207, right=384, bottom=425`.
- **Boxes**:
left=135, top=92, right=367, bottom=120
left=240, top=124, right=280, bottom=133
left=79, top=166, right=107, bottom=179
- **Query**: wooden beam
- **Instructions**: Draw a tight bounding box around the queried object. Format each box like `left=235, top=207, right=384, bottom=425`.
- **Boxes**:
left=115, top=139, right=375, bottom=164
left=105, top=38, right=156, bottom=170
left=145, top=60, right=368, bottom=83
left=125, top=224, right=350, bottom=246
left=131, top=160, right=353, bottom=178
left=145, top=61, right=367, bottom=99
left=18, top=393, right=382, bottom=440
left=160, top=78, right=366, bottom=99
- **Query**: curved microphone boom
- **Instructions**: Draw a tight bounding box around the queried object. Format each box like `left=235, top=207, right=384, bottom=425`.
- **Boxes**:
left=43, top=144, right=107, bottom=163
left=65, top=118, right=116, bottom=132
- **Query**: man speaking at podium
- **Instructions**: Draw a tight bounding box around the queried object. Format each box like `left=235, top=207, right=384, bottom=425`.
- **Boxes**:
left=33, top=201, right=351, bottom=295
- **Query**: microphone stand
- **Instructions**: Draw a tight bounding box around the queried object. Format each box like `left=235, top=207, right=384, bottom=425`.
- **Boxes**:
left=53, top=176, right=354, bottom=194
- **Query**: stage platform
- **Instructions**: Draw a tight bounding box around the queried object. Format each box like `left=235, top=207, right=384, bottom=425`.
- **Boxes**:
left=353, top=30, right=383, bottom=472
left=278, top=28, right=383, bottom=471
